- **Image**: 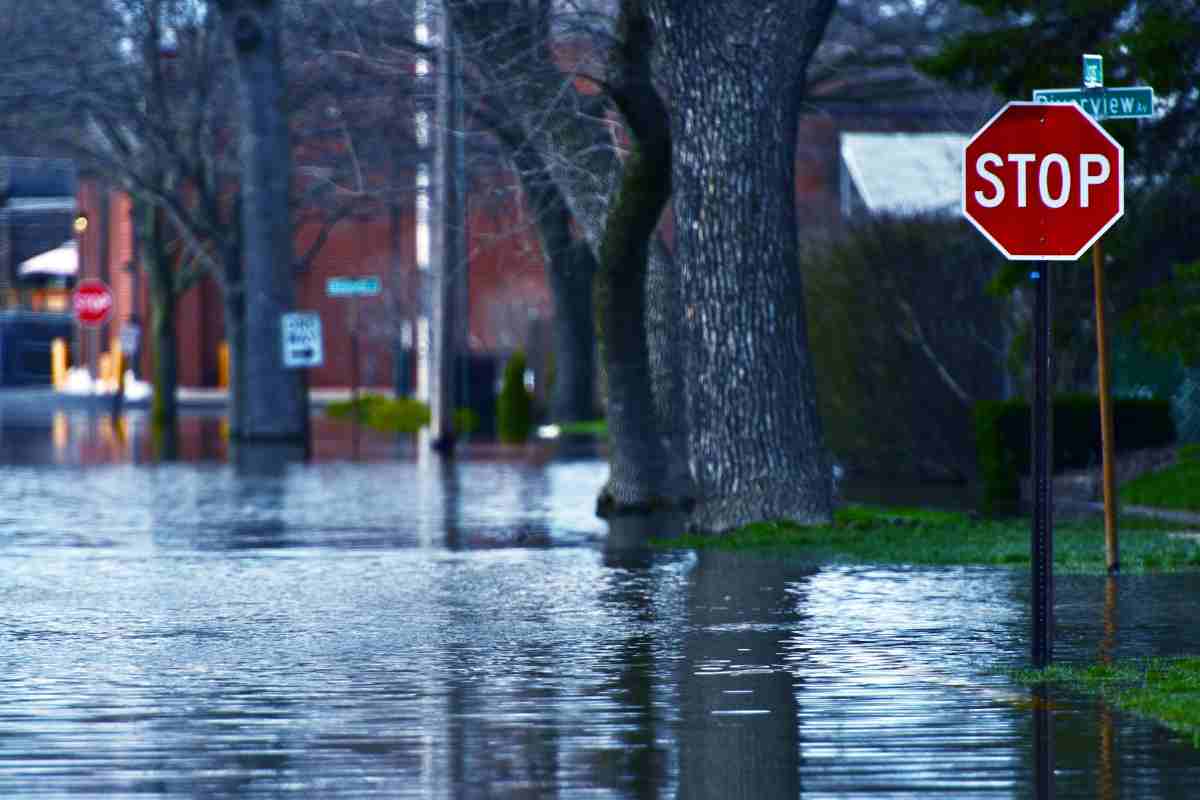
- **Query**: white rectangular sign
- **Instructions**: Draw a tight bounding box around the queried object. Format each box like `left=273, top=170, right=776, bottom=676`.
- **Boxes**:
left=282, top=311, right=323, bottom=368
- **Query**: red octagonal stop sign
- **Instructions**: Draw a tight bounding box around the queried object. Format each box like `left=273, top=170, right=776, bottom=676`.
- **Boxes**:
left=963, top=102, right=1123, bottom=260
left=73, top=279, right=114, bottom=326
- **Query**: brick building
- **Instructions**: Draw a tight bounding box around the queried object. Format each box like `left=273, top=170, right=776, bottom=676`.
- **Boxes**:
left=68, top=169, right=551, bottom=392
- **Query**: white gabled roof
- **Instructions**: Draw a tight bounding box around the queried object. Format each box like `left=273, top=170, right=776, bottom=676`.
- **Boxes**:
left=840, top=132, right=968, bottom=216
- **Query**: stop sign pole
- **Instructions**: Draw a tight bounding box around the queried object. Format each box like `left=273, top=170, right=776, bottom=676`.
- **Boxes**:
left=963, top=101, right=1124, bottom=667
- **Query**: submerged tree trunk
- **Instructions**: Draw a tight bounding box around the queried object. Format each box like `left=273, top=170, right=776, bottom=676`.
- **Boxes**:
left=595, top=138, right=673, bottom=512
left=649, top=0, right=836, bottom=531
left=499, top=133, right=598, bottom=424
left=547, top=242, right=597, bottom=423
left=594, top=0, right=682, bottom=514
left=218, top=0, right=307, bottom=442
left=134, top=192, right=179, bottom=433
left=150, top=281, right=178, bottom=430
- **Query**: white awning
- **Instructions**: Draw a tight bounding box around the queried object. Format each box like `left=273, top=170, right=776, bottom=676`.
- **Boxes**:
left=18, top=240, right=78, bottom=278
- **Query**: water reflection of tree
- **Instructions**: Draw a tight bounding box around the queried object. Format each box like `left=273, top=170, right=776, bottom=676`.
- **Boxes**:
left=677, top=550, right=810, bottom=798
left=437, top=622, right=563, bottom=795
left=440, top=458, right=463, bottom=550
left=586, top=527, right=671, bottom=798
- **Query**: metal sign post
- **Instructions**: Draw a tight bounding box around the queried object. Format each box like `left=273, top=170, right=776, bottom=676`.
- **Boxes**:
left=325, top=276, right=381, bottom=454
left=1031, top=263, right=1054, bottom=668
left=964, top=101, right=1125, bottom=667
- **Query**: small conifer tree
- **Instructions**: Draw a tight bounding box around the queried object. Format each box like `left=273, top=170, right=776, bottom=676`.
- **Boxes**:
left=497, top=350, right=533, bottom=443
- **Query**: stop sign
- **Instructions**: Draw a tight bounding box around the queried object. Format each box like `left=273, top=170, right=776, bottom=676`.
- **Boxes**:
left=73, top=279, right=114, bottom=326
left=963, top=102, right=1123, bottom=260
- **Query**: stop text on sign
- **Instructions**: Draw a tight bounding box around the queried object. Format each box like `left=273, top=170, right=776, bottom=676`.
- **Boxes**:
left=74, top=293, right=112, bottom=316
left=962, top=102, right=1123, bottom=261
left=72, top=279, right=114, bottom=326
left=973, top=153, right=1111, bottom=209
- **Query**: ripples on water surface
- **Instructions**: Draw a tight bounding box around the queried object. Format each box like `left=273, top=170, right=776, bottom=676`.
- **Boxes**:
left=2, top=407, right=1200, bottom=797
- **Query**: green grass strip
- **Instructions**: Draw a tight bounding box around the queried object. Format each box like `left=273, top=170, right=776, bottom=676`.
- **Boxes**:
left=653, top=504, right=1200, bottom=575
left=1011, top=658, right=1200, bottom=747
left=1121, top=462, right=1200, bottom=512
left=557, top=419, right=608, bottom=437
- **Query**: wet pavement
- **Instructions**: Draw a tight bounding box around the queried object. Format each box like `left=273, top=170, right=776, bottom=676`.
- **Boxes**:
left=3, top=402, right=1200, bottom=797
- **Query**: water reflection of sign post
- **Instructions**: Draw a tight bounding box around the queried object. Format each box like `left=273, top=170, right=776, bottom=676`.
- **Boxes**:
left=963, top=101, right=1124, bottom=668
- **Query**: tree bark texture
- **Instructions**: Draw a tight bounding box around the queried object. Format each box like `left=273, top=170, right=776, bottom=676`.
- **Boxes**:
left=513, top=145, right=599, bottom=423
left=134, top=193, right=179, bottom=432
left=649, top=0, right=835, bottom=531
left=595, top=139, right=674, bottom=512
left=594, top=0, right=686, bottom=513
left=149, top=274, right=178, bottom=432
left=217, top=0, right=307, bottom=442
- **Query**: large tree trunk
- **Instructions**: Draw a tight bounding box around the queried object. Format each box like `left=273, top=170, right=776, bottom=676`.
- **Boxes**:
left=649, top=0, right=835, bottom=531
left=500, top=134, right=598, bottom=424
left=548, top=243, right=597, bottom=423
left=592, top=0, right=683, bottom=513
left=134, top=193, right=179, bottom=433
left=594, top=137, right=674, bottom=512
left=150, top=282, right=178, bottom=430
left=218, top=0, right=307, bottom=442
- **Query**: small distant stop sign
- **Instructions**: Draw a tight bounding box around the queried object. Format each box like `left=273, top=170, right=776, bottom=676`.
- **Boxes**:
left=73, top=279, right=114, bottom=326
left=963, top=102, right=1123, bottom=260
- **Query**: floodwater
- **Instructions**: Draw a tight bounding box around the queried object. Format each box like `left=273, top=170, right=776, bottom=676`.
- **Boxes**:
left=3, top=400, right=1200, bottom=797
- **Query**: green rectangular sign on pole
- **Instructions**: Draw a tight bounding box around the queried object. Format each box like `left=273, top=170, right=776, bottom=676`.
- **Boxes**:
left=1032, top=86, right=1154, bottom=119
left=1083, top=53, right=1103, bottom=89
left=326, top=276, right=381, bottom=297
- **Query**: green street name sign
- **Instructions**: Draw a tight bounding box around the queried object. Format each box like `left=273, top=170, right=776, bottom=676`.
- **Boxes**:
left=1032, top=87, right=1155, bottom=119
left=326, top=276, right=381, bottom=297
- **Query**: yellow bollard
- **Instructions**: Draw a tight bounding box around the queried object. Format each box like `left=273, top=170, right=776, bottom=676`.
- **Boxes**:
left=112, top=346, right=125, bottom=394
left=218, top=340, right=229, bottom=389
left=51, top=338, right=68, bottom=389
left=98, top=353, right=112, bottom=386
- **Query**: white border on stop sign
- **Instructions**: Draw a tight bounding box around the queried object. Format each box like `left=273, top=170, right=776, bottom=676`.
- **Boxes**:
left=961, top=101, right=1124, bottom=261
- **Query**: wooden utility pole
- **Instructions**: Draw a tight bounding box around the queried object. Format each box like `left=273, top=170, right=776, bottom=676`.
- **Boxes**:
left=1094, top=241, right=1119, bottom=572
left=429, top=3, right=465, bottom=453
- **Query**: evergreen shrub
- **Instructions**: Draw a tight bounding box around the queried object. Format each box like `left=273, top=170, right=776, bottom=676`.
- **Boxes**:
left=497, top=350, right=533, bottom=443
left=803, top=214, right=1010, bottom=480
left=973, top=394, right=1176, bottom=515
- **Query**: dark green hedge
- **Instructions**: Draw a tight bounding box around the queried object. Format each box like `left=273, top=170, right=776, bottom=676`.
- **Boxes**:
left=497, top=350, right=533, bottom=444
left=974, top=394, right=1176, bottom=515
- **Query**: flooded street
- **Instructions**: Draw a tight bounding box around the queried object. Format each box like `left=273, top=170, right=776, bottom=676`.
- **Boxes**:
left=4, top=404, right=1200, bottom=797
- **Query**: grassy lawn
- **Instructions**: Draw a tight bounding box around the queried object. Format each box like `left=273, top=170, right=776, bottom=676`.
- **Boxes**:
left=1120, top=444, right=1200, bottom=512
left=558, top=419, right=608, bottom=437
left=1012, top=658, right=1200, bottom=747
left=654, top=504, right=1200, bottom=574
